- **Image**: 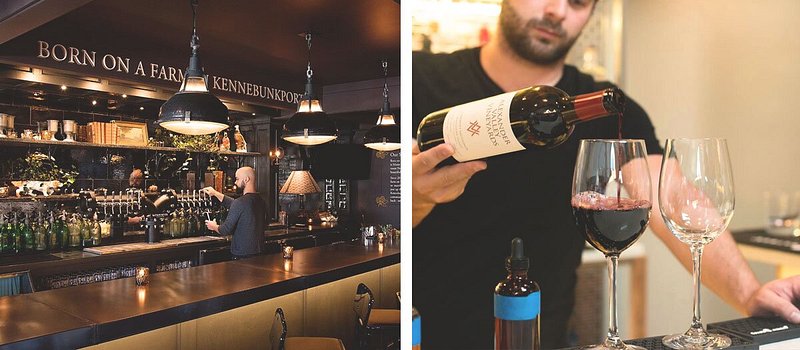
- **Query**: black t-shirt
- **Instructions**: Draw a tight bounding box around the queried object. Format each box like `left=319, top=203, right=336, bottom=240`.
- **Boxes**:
left=412, top=48, right=662, bottom=350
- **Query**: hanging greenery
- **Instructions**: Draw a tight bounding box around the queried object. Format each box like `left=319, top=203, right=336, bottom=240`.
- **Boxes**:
left=149, top=127, right=219, bottom=153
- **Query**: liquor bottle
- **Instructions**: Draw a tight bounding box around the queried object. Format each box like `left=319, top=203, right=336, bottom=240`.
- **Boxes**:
left=67, top=214, right=81, bottom=248
left=48, top=212, right=58, bottom=251
left=412, top=307, right=422, bottom=350
left=3, top=213, right=17, bottom=253
left=34, top=213, right=48, bottom=251
left=186, top=209, right=197, bottom=237
left=80, top=214, right=92, bottom=247
left=494, top=237, right=540, bottom=350
left=233, top=125, right=247, bottom=152
left=11, top=212, right=21, bottom=253
left=99, top=215, right=111, bottom=239
left=21, top=214, right=34, bottom=252
left=0, top=213, right=8, bottom=253
left=416, top=86, right=624, bottom=162
left=59, top=211, right=70, bottom=250
left=90, top=213, right=101, bottom=246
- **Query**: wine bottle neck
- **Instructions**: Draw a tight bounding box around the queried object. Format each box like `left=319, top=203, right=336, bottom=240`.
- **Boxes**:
left=563, top=88, right=624, bottom=124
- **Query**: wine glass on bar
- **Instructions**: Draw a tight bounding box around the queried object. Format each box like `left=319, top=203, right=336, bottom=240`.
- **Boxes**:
left=572, top=139, right=652, bottom=350
left=660, top=138, right=733, bottom=349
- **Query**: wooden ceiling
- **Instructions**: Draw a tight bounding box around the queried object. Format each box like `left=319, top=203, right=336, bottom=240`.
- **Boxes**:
left=0, top=0, right=400, bottom=87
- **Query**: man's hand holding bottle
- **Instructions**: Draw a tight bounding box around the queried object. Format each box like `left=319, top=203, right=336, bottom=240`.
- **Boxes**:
left=411, top=142, right=486, bottom=227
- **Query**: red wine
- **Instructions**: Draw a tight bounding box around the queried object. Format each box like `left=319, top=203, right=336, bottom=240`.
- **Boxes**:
left=417, top=86, right=625, bottom=162
left=572, top=192, right=651, bottom=256
left=495, top=238, right=540, bottom=350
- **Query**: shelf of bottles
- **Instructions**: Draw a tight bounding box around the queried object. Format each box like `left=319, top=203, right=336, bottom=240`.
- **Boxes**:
left=0, top=137, right=261, bottom=157
left=0, top=189, right=228, bottom=256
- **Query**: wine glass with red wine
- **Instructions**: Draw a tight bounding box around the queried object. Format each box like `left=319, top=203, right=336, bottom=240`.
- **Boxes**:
left=572, top=139, right=652, bottom=350
left=660, top=138, right=734, bottom=350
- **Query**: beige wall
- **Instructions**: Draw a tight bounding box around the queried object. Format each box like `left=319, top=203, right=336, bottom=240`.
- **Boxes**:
left=622, top=0, right=800, bottom=336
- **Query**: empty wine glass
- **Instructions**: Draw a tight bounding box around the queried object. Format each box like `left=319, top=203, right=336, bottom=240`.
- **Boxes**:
left=572, top=139, right=652, bottom=350
left=659, top=138, right=734, bottom=349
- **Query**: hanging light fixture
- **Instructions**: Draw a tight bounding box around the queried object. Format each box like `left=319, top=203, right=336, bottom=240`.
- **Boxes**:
left=282, top=33, right=337, bottom=146
left=157, top=0, right=229, bottom=136
left=364, top=60, right=400, bottom=151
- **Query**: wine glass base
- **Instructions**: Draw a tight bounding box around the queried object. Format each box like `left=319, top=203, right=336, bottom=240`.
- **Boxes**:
left=578, top=341, right=647, bottom=350
left=662, top=332, right=731, bottom=349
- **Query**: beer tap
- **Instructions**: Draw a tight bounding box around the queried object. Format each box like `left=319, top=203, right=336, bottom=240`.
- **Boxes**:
left=103, top=190, right=109, bottom=219
left=111, top=191, right=117, bottom=220
left=124, top=190, right=131, bottom=216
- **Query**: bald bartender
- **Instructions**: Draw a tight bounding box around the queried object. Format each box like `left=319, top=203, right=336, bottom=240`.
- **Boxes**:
left=203, top=166, right=265, bottom=259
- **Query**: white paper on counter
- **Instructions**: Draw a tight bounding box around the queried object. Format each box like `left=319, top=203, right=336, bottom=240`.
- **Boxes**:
left=760, top=338, right=800, bottom=349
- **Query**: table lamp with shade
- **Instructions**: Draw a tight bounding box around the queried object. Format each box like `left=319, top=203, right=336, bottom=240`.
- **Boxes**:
left=279, top=170, right=321, bottom=224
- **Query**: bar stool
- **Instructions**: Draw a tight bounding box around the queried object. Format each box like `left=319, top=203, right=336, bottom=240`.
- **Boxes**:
left=353, top=283, right=400, bottom=350
left=269, top=308, right=346, bottom=350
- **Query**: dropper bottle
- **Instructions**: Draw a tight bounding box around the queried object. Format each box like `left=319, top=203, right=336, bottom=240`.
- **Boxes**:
left=494, top=237, right=540, bottom=350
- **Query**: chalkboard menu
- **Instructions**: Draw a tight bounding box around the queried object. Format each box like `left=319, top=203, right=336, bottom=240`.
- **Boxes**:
left=388, top=151, right=400, bottom=204
left=357, top=150, right=400, bottom=227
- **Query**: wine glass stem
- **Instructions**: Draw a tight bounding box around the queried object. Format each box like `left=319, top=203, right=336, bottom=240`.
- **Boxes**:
left=690, top=244, right=704, bottom=331
left=606, top=255, right=621, bottom=345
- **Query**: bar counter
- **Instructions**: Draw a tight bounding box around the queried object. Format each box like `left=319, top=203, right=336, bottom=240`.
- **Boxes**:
left=0, top=224, right=345, bottom=291
left=0, top=239, right=399, bottom=349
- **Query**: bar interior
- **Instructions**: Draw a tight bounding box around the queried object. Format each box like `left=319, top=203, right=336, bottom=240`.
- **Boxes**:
left=0, top=1, right=399, bottom=349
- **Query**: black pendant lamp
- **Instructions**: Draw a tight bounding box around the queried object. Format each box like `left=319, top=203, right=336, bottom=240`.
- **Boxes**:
left=282, top=33, right=337, bottom=146
left=364, top=60, right=400, bottom=151
left=158, top=0, right=228, bottom=136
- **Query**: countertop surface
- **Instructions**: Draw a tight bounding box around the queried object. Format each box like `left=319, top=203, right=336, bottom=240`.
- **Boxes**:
left=0, top=238, right=398, bottom=349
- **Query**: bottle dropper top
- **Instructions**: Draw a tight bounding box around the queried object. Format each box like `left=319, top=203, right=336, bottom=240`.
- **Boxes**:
left=507, top=237, right=529, bottom=271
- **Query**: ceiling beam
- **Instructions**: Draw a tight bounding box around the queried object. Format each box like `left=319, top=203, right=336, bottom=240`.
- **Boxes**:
left=0, top=0, right=94, bottom=45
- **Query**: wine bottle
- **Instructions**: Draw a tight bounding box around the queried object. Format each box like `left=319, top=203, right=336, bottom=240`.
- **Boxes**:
left=417, top=86, right=624, bottom=162
left=494, top=237, right=540, bottom=350
left=412, top=307, right=422, bottom=350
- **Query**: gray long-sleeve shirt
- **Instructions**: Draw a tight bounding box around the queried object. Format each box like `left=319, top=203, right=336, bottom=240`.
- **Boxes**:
left=219, top=193, right=265, bottom=256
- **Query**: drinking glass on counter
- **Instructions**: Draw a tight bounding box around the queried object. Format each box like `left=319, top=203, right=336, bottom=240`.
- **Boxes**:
left=763, top=191, right=800, bottom=237
left=571, top=139, right=652, bottom=350
left=659, top=138, right=734, bottom=349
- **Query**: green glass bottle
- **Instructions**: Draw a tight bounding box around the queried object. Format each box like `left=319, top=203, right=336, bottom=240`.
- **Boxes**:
left=5, top=212, right=16, bottom=253
left=59, top=211, right=69, bottom=250
left=80, top=214, right=92, bottom=247
left=48, top=212, right=58, bottom=251
left=0, top=213, right=8, bottom=253
left=11, top=212, right=20, bottom=253
left=21, top=214, right=34, bottom=252
left=34, top=213, right=48, bottom=251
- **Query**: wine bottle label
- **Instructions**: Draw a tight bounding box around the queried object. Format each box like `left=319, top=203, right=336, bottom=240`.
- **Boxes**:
left=443, top=91, right=524, bottom=161
left=412, top=316, right=422, bottom=345
left=494, top=292, right=540, bottom=320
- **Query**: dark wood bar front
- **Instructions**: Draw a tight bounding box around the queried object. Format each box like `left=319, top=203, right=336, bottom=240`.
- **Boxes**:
left=0, top=240, right=400, bottom=350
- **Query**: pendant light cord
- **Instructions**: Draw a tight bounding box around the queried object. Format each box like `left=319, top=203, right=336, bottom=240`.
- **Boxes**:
left=190, top=0, right=199, bottom=55
left=305, top=33, right=314, bottom=108
left=382, top=60, right=389, bottom=104
left=306, top=33, right=313, bottom=81
left=381, top=60, right=390, bottom=115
